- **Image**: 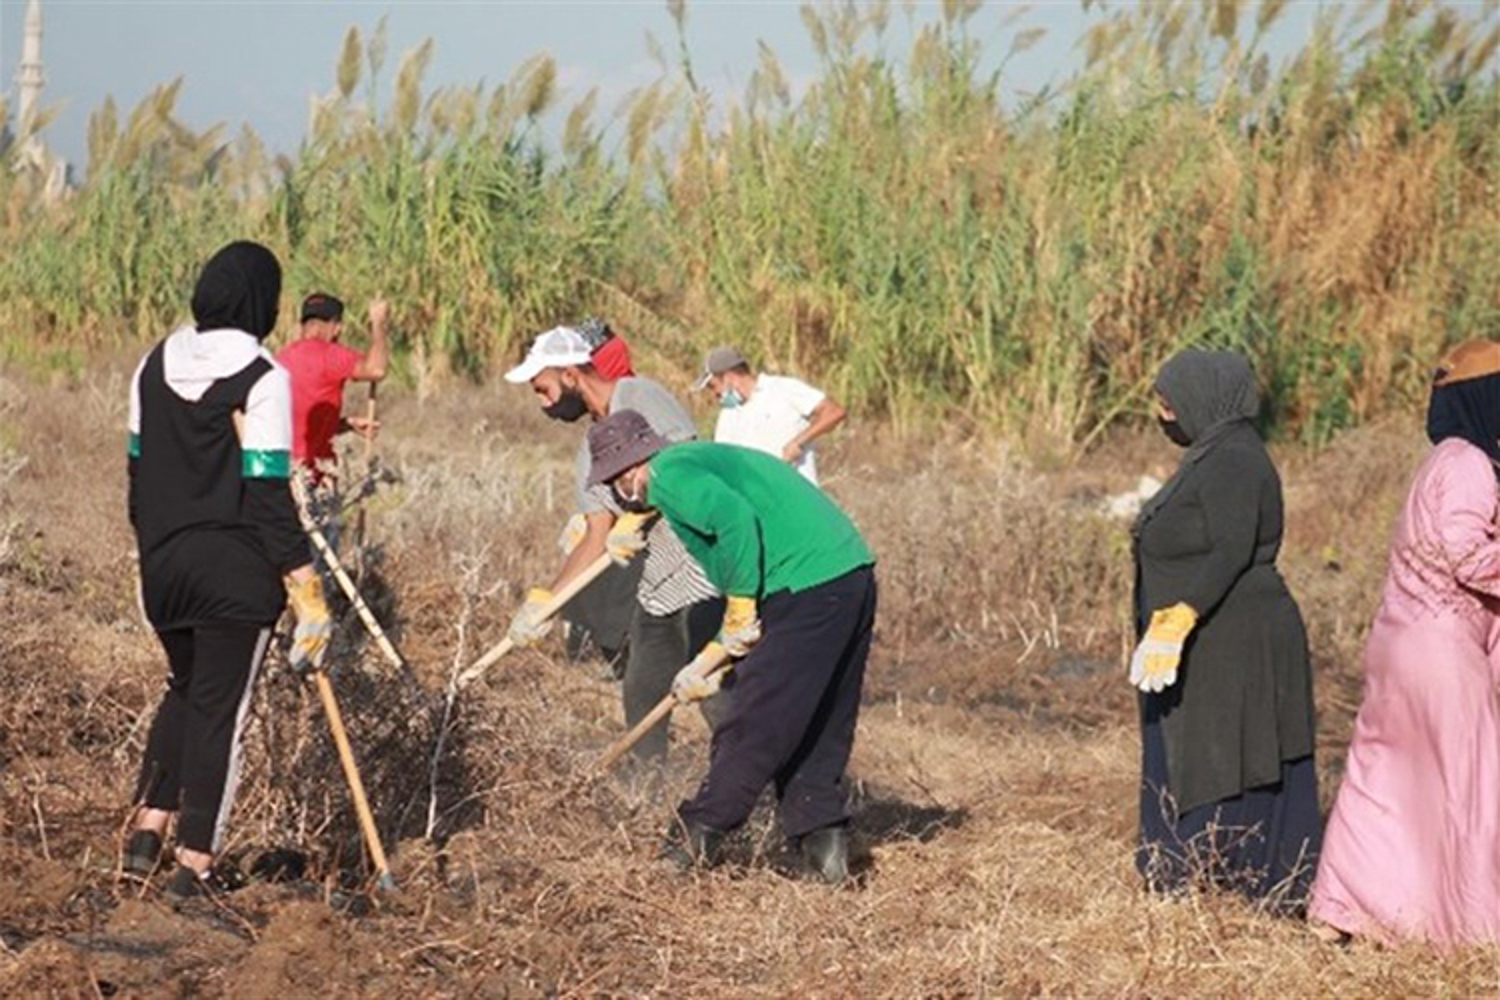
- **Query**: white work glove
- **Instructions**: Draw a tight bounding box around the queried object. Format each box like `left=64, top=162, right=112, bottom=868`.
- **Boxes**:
left=1128, top=604, right=1198, bottom=693
left=286, top=575, right=333, bottom=674
left=507, top=587, right=555, bottom=647
left=720, top=596, right=762, bottom=658
left=606, top=512, right=651, bottom=566
left=672, top=642, right=730, bottom=703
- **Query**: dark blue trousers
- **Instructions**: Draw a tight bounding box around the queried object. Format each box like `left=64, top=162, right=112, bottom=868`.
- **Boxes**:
left=679, top=566, right=877, bottom=839
left=1138, top=698, right=1323, bottom=913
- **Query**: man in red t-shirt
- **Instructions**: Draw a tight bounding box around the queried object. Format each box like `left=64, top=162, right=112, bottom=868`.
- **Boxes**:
left=276, top=293, right=389, bottom=479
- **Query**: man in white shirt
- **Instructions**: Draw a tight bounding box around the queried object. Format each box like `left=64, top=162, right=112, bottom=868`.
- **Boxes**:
left=692, top=346, right=847, bottom=485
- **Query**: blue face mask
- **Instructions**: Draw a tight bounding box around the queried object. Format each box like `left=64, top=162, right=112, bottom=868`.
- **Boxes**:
left=720, top=388, right=745, bottom=410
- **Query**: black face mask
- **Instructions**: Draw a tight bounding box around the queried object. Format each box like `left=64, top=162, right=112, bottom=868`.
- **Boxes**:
left=543, top=390, right=588, bottom=423
left=610, top=472, right=652, bottom=513
left=1158, top=416, right=1192, bottom=448
left=612, top=482, right=651, bottom=513
left=616, top=494, right=652, bottom=514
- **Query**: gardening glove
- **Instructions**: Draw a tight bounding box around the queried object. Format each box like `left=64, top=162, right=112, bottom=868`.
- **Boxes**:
left=606, top=512, right=652, bottom=566
left=672, top=642, right=730, bottom=703
left=1129, top=603, right=1198, bottom=693
left=507, top=587, right=555, bottom=647
left=556, top=513, right=588, bottom=555
left=720, top=595, right=763, bottom=658
left=286, top=575, right=333, bottom=674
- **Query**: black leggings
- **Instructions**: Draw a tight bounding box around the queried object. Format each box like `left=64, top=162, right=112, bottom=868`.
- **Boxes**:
left=134, top=624, right=271, bottom=853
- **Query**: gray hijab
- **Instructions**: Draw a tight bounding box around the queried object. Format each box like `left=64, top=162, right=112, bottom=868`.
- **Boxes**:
left=1156, top=350, right=1259, bottom=442
left=1134, top=350, right=1261, bottom=535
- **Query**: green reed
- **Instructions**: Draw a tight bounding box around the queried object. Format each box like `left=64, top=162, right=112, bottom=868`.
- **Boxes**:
left=0, top=1, right=1495, bottom=445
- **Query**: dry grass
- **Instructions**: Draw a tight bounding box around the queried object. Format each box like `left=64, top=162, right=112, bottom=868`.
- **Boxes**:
left=0, top=358, right=1491, bottom=997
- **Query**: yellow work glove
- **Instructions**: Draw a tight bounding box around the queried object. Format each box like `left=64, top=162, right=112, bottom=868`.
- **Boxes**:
left=286, top=575, right=333, bottom=674
left=606, top=512, right=652, bottom=566
left=672, top=642, right=731, bottom=702
left=720, top=595, right=763, bottom=658
left=556, top=513, right=588, bottom=555
left=507, top=587, right=555, bottom=647
left=1129, top=603, right=1198, bottom=693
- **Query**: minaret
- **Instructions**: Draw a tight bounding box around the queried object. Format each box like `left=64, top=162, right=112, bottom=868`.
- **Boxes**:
left=15, top=0, right=46, bottom=164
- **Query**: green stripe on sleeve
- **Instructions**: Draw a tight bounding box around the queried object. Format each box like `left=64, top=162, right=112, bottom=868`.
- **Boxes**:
left=128, top=433, right=141, bottom=458
left=242, top=449, right=292, bottom=479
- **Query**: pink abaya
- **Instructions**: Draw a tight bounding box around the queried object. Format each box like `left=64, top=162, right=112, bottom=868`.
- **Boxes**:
left=1311, top=438, right=1500, bottom=944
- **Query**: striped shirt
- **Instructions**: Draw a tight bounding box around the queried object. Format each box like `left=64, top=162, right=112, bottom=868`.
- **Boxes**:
left=585, top=481, right=719, bottom=616
left=573, top=377, right=719, bottom=616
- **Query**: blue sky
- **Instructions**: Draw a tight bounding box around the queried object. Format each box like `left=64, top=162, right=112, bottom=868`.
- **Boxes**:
left=1, top=1, right=1336, bottom=170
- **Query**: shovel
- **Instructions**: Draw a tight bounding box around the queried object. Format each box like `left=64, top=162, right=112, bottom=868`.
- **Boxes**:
left=353, top=382, right=378, bottom=569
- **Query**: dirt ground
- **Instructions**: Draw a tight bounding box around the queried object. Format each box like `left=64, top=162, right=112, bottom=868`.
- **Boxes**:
left=2, top=358, right=1491, bottom=998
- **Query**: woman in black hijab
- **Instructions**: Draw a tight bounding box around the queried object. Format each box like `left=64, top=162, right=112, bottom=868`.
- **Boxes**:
left=124, top=241, right=331, bottom=898
left=1131, top=350, right=1321, bottom=912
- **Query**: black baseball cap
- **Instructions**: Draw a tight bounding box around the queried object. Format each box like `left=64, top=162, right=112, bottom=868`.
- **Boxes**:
left=301, top=293, right=345, bottom=323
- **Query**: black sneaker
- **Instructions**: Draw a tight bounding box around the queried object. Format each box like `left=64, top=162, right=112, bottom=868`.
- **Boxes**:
left=166, top=861, right=249, bottom=899
left=165, top=863, right=249, bottom=899
left=122, top=830, right=164, bottom=877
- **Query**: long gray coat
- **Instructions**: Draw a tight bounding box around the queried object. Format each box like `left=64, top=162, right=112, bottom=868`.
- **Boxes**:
left=1134, top=419, right=1316, bottom=813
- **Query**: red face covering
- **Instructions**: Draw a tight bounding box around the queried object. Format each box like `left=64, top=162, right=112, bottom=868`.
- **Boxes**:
left=591, top=336, right=635, bottom=381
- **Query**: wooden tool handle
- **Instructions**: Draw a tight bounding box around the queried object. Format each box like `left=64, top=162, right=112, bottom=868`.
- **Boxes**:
left=292, top=477, right=406, bottom=673
left=594, top=645, right=732, bottom=773
left=457, top=551, right=616, bottom=689
left=361, top=383, right=378, bottom=464
left=353, top=383, right=378, bottom=576
left=312, top=671, right=394, bottom=886
left=356, top=385, right=378, bottom=508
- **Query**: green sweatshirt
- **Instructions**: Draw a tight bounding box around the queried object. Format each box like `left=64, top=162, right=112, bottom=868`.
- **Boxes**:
left=647, top=442, right=874, bottom=598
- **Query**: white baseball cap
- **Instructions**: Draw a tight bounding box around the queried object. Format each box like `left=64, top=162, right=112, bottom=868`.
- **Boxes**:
left=503, top=326, right=595, bottom=384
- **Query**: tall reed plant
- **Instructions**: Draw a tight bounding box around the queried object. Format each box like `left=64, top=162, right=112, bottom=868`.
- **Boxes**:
left=0, top=1, right=1495, bottom=445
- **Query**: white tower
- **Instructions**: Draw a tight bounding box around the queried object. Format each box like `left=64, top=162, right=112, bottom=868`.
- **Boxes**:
left=15, top=0, right=46, bottom=164
left=11, top=0, right=65, bottom=199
